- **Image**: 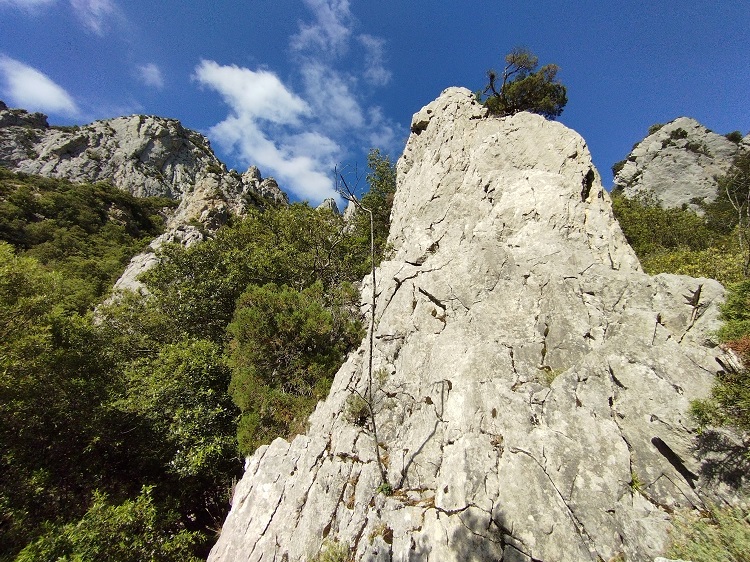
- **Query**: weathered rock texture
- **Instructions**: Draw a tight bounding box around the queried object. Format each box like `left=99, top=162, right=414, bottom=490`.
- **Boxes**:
left=209, top=88, right=733, bottom=562
left=0, top=100, right=289, bottom=294
left=0, top=101, right=287, bottom=230
left=614, top=117, right=748, bottom=210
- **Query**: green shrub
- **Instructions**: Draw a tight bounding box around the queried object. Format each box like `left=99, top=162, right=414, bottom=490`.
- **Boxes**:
left=717, top=280, right=750, bottom=342
left=309, top=540, right=350, bottom=562
left=227, top=282, right=362, bottom=454
left=0, top=168, right=168, bottom=312
left=670, top=127, right=689, bottom=140
left=667, top=504, right=750, bottom=562
left=611, top=191, right=720, bottom=256
left=15, top=487, right=201, bottom=562
left=641, top=247, right=744, bottom=286
left=648, top=123, right=665, bottom=135
left=726, top=131, right=744, bottom=144
left=480, top=48, right=567, bottom=119
left=611, top=160, right=626, bottom=177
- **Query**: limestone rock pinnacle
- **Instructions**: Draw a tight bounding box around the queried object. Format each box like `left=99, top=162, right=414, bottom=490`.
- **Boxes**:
left=209, top=88, right=732, bottom=562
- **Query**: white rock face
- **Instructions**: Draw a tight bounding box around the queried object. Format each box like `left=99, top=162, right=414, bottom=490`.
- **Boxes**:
left=317, top=197, right=341, bottom=214
left=0, top=101, right=290, bottom=294
left=0, top=103, right=287, bottom=229
left=614, top=117, right=746, bottom=210
left=209, top=88, right=733, bottom=562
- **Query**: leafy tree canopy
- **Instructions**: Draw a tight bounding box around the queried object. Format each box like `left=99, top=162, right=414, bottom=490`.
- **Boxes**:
left=0, top=167, right=171, bottom=312
left=479, top=47, right=568, bottom=119
left=0, top=149, right=397, bottom=559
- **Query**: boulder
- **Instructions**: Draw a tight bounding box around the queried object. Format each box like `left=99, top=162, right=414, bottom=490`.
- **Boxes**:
left=209, top=88, right=734, bottom=562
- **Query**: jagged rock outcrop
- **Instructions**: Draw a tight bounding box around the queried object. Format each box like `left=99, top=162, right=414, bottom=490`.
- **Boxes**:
left=209, top=88, right=734, bottom=562
left=614, top=117, right=748, bottom=210
left=317, top=197, right=341, bottom=214
left=0, top=102, right=287, bottom=230
left=0, top=101, right=290, bottom=295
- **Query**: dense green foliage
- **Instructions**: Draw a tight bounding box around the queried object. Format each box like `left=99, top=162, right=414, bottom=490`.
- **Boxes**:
left=15, top=487, right=201, bottom=562
left=0, top=167, right=171, bottom=312
left=228, top=282, right=362, bottom=453
left=479, top=48, right=567, bottom=119
left=708, top=152, right=750, bottom=274
left=611, top=189, right=744, bottom=286
left=355, top=149, right=397, bottom=265
left=0, top=150, right=396, bottom=560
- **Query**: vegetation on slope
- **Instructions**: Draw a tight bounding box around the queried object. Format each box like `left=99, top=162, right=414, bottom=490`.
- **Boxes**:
left=0, top=150, right=396, bottom=561
left=0, top=168, right=172, bottom=311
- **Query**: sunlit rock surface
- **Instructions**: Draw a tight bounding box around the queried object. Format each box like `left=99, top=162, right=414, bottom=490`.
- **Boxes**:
left=209, top=88, right=734, bottom=562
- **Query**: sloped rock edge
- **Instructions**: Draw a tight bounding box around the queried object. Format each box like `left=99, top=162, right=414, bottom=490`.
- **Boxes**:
left=209, top=88, right=732, bottom=562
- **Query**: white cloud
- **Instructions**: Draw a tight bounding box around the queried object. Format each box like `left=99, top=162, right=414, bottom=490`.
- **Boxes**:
left=194, top=59, right=339, bottom=203
left=69, top=0, right=120, bottom=35
left=137, top=63, right=164, bottom=89
left=291, top=0, right=353, bottom=56
left=358, top=34, right=391, bottom=86
left=2, top=0, right=123, bottom=35
left=194, top=60, right=309, bottom=125
left=0, top=55, right=79, bottom=116
left=195, top=4, right=400, bottom=204
left=300, top=61, right=364, bottom=131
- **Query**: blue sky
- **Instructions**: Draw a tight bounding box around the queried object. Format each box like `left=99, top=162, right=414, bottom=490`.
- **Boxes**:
left=0, top=0, right=748, bottom=204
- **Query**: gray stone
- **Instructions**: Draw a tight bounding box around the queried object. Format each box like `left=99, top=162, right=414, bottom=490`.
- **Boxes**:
left=614, top=117, right=745, bottom=210
left=0, top=102, right=291, bottom=297
left=317, top=197, right=340, bottom=214
left=209, top=88, right=738, bottom=562
left=0, top=105, right=287, bottom=230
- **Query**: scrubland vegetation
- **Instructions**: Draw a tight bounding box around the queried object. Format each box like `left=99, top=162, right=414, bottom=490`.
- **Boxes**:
left=0, top=150, right=396, bottom=560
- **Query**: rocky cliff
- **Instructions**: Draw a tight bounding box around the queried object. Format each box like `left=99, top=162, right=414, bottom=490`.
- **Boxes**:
left=0, top=100, right=286, bottom=230
left=614, top=117, right=749, bottom=210
left=208, top=88, right=735, bottom=562
left=0, top=100, right=289, bottom=294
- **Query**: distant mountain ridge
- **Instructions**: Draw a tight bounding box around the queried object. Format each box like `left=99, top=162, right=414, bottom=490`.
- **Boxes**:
left=614, top=116, right=749, bottom=211
left=0, top=100, right=287, bottom=230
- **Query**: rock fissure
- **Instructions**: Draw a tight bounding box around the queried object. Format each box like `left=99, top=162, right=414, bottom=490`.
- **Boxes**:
left=509, top=446, right=600, bottom=561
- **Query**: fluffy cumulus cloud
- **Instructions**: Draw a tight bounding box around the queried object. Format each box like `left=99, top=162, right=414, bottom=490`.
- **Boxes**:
left=196, top=2, right=398, bottom=204
left=0, top=55, right=79, bottom=116
left=137, top=63, right=164, bottom=89
left=193, top=60, right=339, bottom=203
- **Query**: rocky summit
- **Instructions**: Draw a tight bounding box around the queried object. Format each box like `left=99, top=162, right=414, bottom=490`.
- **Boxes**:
left=208, top=88, right=734, bottom=561
left=0, top=101, right=286, bottom=230
left=614, top=116, right=748, bottom=210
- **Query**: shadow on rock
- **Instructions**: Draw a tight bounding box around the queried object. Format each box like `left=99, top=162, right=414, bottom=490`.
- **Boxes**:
left=410, top=507, right=536, bottom=562
left=696, top=428, right=750, bottom=490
